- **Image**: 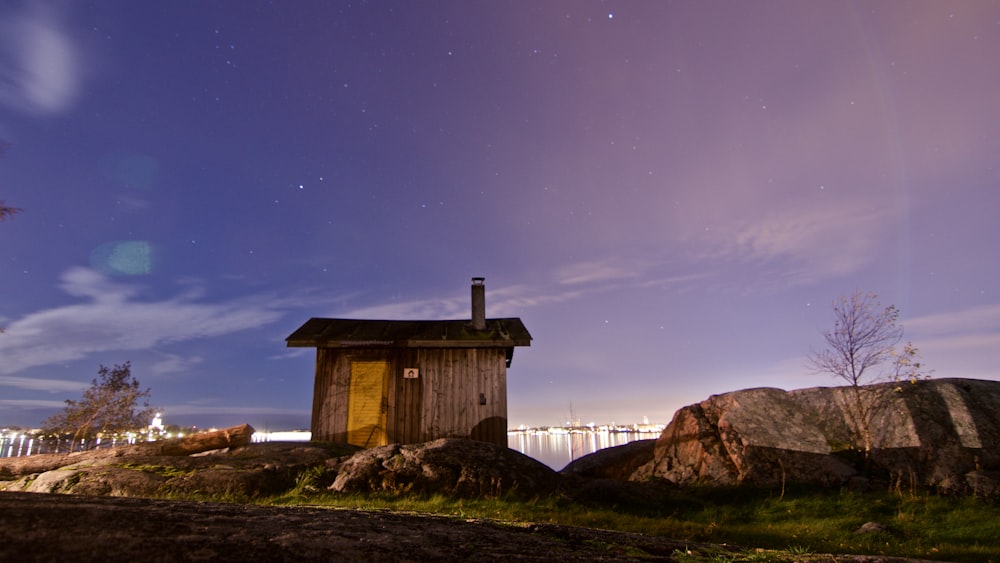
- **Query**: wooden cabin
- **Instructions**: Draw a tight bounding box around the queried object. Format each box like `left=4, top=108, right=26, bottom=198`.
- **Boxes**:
left=286, top=278, right=531, bottom=447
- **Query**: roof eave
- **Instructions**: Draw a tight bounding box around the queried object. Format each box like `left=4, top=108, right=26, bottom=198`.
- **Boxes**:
left=285, top=338, right=530, bottom=349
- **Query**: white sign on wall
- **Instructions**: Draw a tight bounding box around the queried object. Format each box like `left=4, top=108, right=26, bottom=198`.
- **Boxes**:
left=403, top=368, right=419, bottom=379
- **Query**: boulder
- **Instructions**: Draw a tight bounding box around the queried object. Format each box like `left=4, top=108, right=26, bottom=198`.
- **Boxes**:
left=330, top=438, right=560, bottom=498
left=855, top=521, right=900, bottom=536
left=23, top=466, right=167, bottom=496
left=630, top=378, right=1000, bottom=497
left=561, top=439, right=656, bottom=480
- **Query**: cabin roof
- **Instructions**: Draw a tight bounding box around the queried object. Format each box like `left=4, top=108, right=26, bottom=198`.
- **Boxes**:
left=285, top=317, right=532, bottom=349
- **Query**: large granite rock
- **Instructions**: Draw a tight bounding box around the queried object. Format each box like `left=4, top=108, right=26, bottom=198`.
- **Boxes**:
left=630, top=378, right=1000, bottom=496
left=561, top=439, right=656, bottom=480
left=331, top=438, right=560, bottom=498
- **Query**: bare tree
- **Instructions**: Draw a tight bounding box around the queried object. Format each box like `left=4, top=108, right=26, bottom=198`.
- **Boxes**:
left=809, top=290, right=928, bottom=457
left=44, top=362, right=155, bottom=451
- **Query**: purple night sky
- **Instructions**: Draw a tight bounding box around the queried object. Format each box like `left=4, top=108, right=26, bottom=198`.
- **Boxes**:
left=1, top=1, right=998, bottom=431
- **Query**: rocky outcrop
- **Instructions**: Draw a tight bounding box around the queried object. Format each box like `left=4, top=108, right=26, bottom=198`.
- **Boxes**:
left=2, top=437, right=556, bottom=500
left=0, top=424, right=257, bottom=480
left=629, top=378, right=1000, bottom=496
left=1, top=440, right=358, bottom=498
left=561, top=439, right=656, bottom=480
left=331, top=438, right=560, bottom=498
left=0, top=442, right=353, bottom=499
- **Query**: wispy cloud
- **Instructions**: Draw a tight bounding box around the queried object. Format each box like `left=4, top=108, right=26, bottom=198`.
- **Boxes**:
left=267, top=348, right=311, bottom=361
left=0, top=3, right=85, bottom=115
left=555, top=259, right=643, bottom=286
left=725, top=201, right=889, bottom=286
left=158, top=404, right=309, bottom=417
left=335, top=277, right=602, bottom=321
left=905, top=304, right=1000, bottom=359
left=916, top=332, right=1000, bottom=354
left=339, top=296, right=469, bottom=320
left=906, top=304, right=1000, bottom=337
left=334, top=259, right=703, bottom=321
left=0, top=268, right=286, bottom=376
left=670, top=194, right=895, bottom=293
left=0, top=375, right=84, bottom=393
left=0, top=399, right=66, bottom=409
left=487, top=284, right=589, bottom=315
left=148, top=353, right=204, bottom=376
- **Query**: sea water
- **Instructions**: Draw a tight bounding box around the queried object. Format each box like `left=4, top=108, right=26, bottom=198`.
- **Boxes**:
left=508, top=429, right=660, bottom=471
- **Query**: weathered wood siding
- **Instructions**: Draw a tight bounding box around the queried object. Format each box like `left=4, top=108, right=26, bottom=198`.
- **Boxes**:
left=417, top=348, right=508, bottom=445
left=311, top=348, right=351, bottom=443
left=310, top=347, right=508, bottom=446
left=388, top=349, right=422, bottom=445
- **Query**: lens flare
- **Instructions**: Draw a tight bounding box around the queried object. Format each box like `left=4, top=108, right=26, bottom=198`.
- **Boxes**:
left=90, top=240, right=153, bottom=275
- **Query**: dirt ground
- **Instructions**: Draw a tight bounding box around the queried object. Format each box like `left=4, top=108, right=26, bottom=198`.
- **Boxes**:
left=0, top=492, right=698, bottom=562
left=0, top=492, right=945, bottom=562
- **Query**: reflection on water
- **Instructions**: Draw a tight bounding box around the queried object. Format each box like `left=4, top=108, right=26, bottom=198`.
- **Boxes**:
left=0, top=430, right=314, bottom=459
left=508, top=429, right=662, bottom=470
left=0, top=434, right=40, bottom=458
left=4, top=427, right=656, bottom=471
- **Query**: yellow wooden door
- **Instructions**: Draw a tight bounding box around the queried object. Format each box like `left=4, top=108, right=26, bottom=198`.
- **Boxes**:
left=347, top=361, right=389, bottom=447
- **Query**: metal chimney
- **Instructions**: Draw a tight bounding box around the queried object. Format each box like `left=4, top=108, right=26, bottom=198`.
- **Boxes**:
left=471, top=277, right=486, bottom=330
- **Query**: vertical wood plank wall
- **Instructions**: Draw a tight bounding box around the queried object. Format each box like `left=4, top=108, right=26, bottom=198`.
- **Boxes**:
left=311, top=347, right=509, bottom=446
left=415, top=347, right=508, bottom=445
left=311, top=348, right=353, bottom=443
